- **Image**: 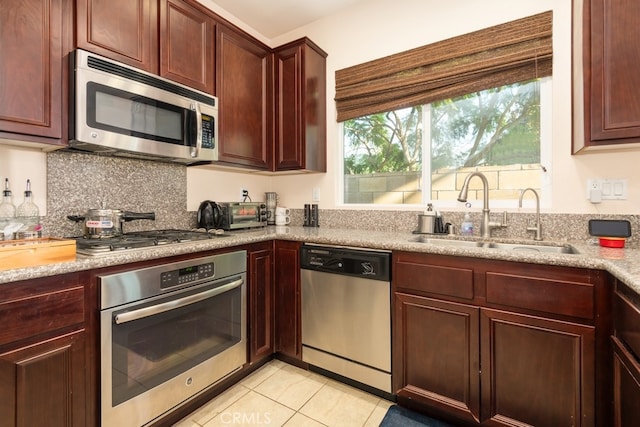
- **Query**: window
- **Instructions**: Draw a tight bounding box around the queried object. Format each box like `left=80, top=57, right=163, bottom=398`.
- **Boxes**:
left=335, top=11, right=553, bottom=208
left=342, top=78, right=550, bottom=206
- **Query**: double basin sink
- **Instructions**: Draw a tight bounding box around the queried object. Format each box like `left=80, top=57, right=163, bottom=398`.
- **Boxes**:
left=411, top=235, right=580, bottom=255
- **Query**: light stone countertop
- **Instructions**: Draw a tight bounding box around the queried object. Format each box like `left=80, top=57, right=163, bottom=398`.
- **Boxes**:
left=1, top=226, right=639, bottom=296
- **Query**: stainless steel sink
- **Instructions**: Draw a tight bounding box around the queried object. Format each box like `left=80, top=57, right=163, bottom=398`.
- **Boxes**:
left=410, top=236, right=579, bottom=254
left=410, top=236, right=484, bottom=248
left=484, top=242, right=580, bottom=254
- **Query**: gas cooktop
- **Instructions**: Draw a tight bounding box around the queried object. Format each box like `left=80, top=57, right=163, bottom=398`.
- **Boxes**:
left=72, top=229, right=227, bottom=256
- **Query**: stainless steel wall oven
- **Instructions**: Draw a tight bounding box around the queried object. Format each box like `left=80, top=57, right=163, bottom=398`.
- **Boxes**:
left=99, top=251, right=246, bottom=426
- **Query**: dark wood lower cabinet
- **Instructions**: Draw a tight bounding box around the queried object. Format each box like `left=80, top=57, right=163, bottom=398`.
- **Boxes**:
left=274, top=240, right=301, bottom=360
left=0, top=331, right=86, bottom=427
left=481, top=309, right=595, bottom=427
left=393, top=293, right=480, bottom=424
left=248, top=242, right=274, bottom=363
left=0, top=273, right=91, bottom=427
left=613, top=285, right=640, bottom=427
left=393, top=251, right=605, bottom=427
left=612, top=337, right=640, bottom=427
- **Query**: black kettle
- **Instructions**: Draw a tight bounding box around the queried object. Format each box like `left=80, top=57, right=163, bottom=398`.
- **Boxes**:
left=197, top=200, right=223, bottom=230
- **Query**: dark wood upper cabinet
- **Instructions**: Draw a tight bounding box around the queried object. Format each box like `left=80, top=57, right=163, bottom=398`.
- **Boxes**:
left=274, top=38, right=327, bottom=172
left=576, top=0, right=640, bottom=151
left=77, top=0, right=215, bottom=94
left=0, top=0, right=65, bottom=144
left=216, top=25, right=272, bottom=169
left=160, top=0, right=215, bottom=94
left=76, top=0, right=159, bottom=73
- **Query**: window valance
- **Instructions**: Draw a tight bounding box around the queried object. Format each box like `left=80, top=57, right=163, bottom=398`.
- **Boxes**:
left=335, top=11, right=553, bottom=122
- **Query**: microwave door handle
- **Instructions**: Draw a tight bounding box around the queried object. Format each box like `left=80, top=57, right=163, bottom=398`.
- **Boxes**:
left=190, top=102, right=203, bottom=158
left=114, top=277, right=244, bottom=324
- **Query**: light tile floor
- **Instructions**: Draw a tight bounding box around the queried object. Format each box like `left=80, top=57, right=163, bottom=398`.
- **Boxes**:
left=174, top=359, right=394, bottom=427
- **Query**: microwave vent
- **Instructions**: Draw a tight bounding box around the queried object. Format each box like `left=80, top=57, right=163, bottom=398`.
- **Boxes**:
left=86, top=55, right=216, bottom=107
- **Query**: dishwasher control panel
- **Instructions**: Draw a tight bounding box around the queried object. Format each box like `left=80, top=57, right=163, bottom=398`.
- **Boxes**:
left=300, top=244, right=390, bottom=281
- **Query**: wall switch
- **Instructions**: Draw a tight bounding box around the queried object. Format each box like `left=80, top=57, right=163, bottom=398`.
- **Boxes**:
left=312, top=187, right=320, bottom=202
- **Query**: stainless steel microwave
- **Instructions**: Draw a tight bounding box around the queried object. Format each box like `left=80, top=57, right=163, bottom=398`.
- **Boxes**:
left=68, top=49, right=218, bottom=164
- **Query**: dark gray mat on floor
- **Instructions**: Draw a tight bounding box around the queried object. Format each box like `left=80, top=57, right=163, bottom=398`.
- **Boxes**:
left=379, top=405, right=456, bottom=427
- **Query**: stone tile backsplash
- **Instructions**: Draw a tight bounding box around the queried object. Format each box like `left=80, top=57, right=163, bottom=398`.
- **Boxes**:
left=43, top=151, right=639, bottom=245
left=45, top=151, right=192, bottom=237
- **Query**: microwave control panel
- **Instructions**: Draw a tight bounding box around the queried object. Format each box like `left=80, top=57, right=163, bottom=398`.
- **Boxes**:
left=201, top=114, right=215, bottom=149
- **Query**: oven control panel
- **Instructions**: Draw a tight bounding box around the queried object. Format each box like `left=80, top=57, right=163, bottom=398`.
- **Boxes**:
left=160, top=262, right=214, bottom=288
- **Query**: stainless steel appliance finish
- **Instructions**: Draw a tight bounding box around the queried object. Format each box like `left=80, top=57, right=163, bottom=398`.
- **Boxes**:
left=99, top=251, right=246, bottom=427
left=72, top=229, right=226, bottom=256
left=69, top=49, right=218, bottom=164
left=216, top=202, right=268, bottom=230
left=300, top=244, right=391, bottom=393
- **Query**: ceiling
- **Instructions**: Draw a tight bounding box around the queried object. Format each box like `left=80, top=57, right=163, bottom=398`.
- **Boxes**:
left=210, top=0, right=365, bottom=38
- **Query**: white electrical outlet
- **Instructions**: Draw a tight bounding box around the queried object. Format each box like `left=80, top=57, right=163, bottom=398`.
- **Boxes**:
left=586, top=179, right=602, bottom=198
left=312, top=187, right=320, bottom=202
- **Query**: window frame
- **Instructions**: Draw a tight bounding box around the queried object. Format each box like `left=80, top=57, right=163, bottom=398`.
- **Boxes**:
left=337, top=78, right=553, bottom=211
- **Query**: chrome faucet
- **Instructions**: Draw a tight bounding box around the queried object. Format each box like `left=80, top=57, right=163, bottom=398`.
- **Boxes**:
left=518, top=188, right=542, bottom=241
left=457, top=172, right=507, bottom=239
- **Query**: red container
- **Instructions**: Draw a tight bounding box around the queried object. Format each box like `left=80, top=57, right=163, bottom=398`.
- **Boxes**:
left=599, top=237, right=626, bottom=248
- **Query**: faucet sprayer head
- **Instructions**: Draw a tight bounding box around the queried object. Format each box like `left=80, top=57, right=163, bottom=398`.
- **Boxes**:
left=457, top=189, right=468, bottom=203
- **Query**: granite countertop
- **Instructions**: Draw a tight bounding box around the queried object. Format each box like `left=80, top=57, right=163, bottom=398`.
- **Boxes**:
left=1, top=226, right=639, bottom=295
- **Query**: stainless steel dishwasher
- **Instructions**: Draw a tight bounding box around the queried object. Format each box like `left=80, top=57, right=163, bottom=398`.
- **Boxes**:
left=300, top=244, right=391, bottom=394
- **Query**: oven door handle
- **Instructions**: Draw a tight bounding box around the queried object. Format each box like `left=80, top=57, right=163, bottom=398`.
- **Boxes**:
left=114, top=278, right=244, bottom=324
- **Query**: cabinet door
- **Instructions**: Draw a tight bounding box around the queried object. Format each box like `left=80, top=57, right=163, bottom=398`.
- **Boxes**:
left=76, top=0, right=158, bottom=73
left=393, top=292, right=480, bottom=424
left=216, top=25, right=271, bottom=169
left=0, top=331, right=86, bottom=427
left=612, top=337, right=640, bottom=427
left=0, top=0, right=64, bottom=141
left=160, top=0, right=215, bottom=94
left=481, top=308, right=595, bottom=427
left=583, top=0, right=640, bottom=147
left=274, top=240, right=302, bottom=360
left=248, top=242, right=274, bottom=363
left=274, top=38, right=327, bottom=172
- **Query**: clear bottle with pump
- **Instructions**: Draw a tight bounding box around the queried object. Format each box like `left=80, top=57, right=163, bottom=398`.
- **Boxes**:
left=16, top=179, right=42, bottom=239
left=0, top=178, right=17, bottom=239
left=461, top=212, right=474, bottom=236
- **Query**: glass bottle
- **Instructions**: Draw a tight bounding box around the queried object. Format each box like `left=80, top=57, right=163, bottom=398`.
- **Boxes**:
left=16, top=179, right=42, bottom=239
left=0, top=178, right=16, bottom=239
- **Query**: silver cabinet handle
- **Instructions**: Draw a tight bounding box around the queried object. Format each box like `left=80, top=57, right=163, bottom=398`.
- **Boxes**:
left=114, top=277, right=243, bottom=324
left=190, top=102, right=203, bottom=158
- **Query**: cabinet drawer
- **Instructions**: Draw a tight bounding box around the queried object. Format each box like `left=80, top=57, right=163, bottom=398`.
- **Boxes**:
left=0, top=286, right=85, bottom=346
left=486, top=272, right=594, bottom=319
left=394, top=254, right=474, bottom=300
left=614, top=290, right=640, bottom=360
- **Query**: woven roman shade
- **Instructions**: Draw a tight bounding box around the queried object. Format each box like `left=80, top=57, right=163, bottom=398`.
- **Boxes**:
left=335, top=11, right=553, bottom=122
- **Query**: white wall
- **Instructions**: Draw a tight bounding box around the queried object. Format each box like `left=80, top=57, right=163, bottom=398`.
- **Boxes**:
left=0, top=145, right=48, bottom=215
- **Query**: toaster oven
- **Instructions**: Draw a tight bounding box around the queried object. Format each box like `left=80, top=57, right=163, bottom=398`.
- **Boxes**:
left=218, top=202, right=267, bottom=230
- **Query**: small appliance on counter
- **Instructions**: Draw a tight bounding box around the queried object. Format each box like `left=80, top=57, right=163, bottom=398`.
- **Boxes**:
left=265, top=192, right=278, bottom=225
left=303, top=204, right=320, bottom=227
left=414, top=204, right=447, bottom=234
left=197, top=200, right=267, bottom=231
left=588, top=219, right=632, bottom=248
